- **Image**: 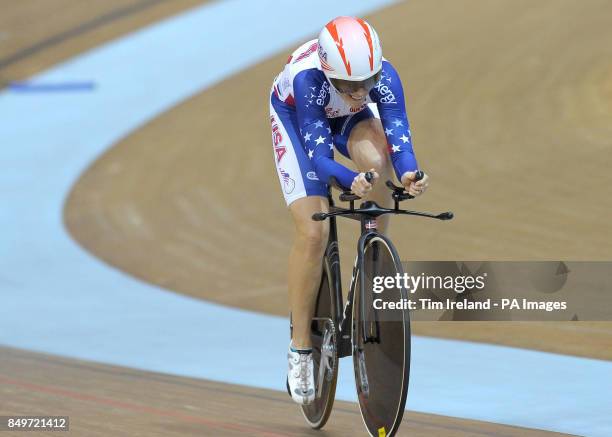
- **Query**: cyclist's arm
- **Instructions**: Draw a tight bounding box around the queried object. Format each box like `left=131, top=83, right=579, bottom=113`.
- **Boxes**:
left=294, top=70, right=358, bottom=188
left=370, top=61, right=419, bottom=179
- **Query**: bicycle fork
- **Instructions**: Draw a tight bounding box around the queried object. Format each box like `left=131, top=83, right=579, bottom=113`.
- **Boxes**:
left=359, top=219, right=382, bottom=345
left=338, top=218, right=383, bottom=357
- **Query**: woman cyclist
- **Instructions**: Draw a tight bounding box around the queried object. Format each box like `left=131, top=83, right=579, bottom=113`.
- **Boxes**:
left=269, top=16, right=428, bottom=405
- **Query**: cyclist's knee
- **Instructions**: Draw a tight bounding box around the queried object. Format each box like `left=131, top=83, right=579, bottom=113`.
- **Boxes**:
left=368, top=153, right=389, bottom=174
left=349, top=119, right=392, bottom=174
left=289, top=196, right=329, bottom=255
left=360, top=147, right=392, bottom=179
left=368, top=120, right=392, bottom=170
left=296, top=221, right=328, bottom=255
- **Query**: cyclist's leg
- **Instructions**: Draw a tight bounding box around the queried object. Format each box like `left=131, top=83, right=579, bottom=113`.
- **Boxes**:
left=288, top=196, right=329, bottom=349
left=334, top=105, right=394, bottom=233
left=270, top=92, right=329, bottom=350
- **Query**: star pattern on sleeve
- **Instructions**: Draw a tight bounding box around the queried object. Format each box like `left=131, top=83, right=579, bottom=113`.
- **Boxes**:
left=302, top=117, right=333, bottom=152
left=301, top=112, right=335, bottom=161
left=383, top=117, right=413, bottom=156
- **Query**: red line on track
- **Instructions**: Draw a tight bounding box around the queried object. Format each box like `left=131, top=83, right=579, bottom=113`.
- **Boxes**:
left=0, top=375, right=290, bottom=437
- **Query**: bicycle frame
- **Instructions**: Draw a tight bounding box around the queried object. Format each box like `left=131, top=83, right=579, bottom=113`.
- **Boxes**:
left=325, top=190, right=386, bottom=358
left=321, top=181, right=452, bottom=357
left=305, top=174, right=452, bottom=435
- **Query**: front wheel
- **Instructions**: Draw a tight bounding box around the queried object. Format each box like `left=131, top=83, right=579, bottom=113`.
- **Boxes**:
left=352, top=235, right=411, bottom=437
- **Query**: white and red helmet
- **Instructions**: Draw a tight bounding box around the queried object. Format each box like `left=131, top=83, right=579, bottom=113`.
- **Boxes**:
left=318, top=16, right=383, bottom=82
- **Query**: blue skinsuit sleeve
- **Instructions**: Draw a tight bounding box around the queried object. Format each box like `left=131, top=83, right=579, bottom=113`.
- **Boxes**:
left=294, top=70, right=358, bottom=189
left=370, top=61, right=419, bottom=180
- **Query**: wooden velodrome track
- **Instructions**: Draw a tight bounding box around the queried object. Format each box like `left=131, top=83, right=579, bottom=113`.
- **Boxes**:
left=2, top=0, right=611, bottom=435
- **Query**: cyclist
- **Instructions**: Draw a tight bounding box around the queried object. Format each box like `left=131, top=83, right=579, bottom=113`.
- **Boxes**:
left=269, top=16, right=428, bottom=405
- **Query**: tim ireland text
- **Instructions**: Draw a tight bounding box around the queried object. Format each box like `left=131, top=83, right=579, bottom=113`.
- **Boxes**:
left=373, top=298, right=568, bottom=312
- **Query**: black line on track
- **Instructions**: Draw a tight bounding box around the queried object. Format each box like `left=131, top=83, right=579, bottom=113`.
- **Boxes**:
left=0, top=0, right=169, bottom=72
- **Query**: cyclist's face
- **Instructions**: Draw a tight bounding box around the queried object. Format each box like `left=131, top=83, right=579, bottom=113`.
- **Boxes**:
left=330, top=71, right=381, bottom=99
left=345, top=88, right=369, bottom=102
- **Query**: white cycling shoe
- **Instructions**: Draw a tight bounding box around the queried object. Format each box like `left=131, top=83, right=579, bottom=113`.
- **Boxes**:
left=286, top=341, right=315, bottom=405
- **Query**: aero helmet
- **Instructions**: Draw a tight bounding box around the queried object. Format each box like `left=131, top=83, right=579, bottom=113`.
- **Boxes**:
left=318, top=16, right=383, bottom=93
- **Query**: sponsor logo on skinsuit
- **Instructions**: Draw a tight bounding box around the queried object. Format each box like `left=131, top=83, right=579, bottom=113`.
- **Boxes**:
left=325, top=108, right=340, bottom=118
left=316, top=81, right=329, bottom=106
left=306, top=171, right=319, bottom=181
left=374, top=81, right=396, bottom=104
left=279, top=168, right=295, bottom=194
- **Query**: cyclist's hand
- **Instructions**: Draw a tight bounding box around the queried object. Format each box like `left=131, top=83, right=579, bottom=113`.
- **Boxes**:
left=351, top=169, right=379, bottom=197
left=401, top=171, right=429, bottom=197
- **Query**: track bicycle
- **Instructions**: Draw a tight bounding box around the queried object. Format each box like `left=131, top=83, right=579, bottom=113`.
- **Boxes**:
left=296, top=171, right=453, bottom=437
